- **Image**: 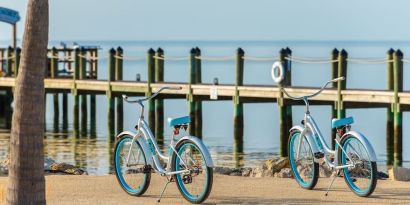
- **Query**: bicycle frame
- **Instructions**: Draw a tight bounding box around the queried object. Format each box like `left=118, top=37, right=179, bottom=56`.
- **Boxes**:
left=284, top=77, right=377, bottom=170
left=291, top=114, right=356, bottom=169
left=116, top=87, right=214, bottom=177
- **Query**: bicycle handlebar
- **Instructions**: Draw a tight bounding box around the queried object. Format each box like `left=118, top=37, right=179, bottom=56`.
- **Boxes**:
left=281, top=77, right=345, bottom=100
left=122, top=86, right=182, bottom=104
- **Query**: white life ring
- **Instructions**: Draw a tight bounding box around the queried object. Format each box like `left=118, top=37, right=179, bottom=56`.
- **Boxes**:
left=271, top=61, right=284, bottom=84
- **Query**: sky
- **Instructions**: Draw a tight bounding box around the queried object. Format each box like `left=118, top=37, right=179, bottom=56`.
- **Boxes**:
left=1, top=0, right=410, bottom=42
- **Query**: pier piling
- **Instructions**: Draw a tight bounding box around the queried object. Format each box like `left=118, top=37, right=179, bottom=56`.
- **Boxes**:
left=195, top=47, right=203, bottom=138
left=73, top=48, right=80, bottom=136
left=234, top=48, right=244, bottom=158
left=337, top=49, right=347, bottom=119
left=147, top=48, right=156, bottom=136
left=278, top=48, right=292, bottom=157
left=115, top=47, right=124, bottom=134
left=155, top=48, right=164, bottom=144
left=331, top=48, right=339, bottom=148
left=51, top=47, right=59, bottom=131
left=80, top=48, right=88, bottom=134
left=386, top=48, right=395, bottom=166
left=188, top=48, right=197, bottom=136
left=393, top=49, right=403, bottom=167
left=90, top=50, right=97, bottom=135
left=108, top=48, right=116, bottom=139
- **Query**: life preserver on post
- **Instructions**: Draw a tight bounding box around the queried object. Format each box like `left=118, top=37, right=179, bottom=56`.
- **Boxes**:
left=271, top=61, right=284, bottom=84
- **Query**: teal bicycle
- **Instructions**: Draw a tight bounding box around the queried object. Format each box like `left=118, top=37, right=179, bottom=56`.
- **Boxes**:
left=113, top=87, right=213, bottom=204
left=271, top=65, right=377, bottom=197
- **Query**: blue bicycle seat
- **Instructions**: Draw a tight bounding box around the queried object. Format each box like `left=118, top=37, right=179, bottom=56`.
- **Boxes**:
left=168, top=116, right=190, bottom=127
left=331, top=117, right=354, bottom=129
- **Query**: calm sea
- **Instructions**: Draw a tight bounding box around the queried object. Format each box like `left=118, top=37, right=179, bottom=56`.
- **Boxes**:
left=1, top=40, right=409, bottom=174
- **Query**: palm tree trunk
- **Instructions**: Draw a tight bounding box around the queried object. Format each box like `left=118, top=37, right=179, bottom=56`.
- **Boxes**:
left=6, top=0, right=49, bottom=204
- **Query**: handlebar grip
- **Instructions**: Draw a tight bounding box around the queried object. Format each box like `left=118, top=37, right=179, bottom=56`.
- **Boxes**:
left=331, top=76, right=345, bottom=82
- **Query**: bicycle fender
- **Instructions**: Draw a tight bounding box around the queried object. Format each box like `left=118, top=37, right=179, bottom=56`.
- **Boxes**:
left=116, top=131, right=153, bottom=165
left=290, top=125, right=321, bottom=162
left=175, top=136, right=214, bottom=168
left=342, top=131, right=377, bottom=162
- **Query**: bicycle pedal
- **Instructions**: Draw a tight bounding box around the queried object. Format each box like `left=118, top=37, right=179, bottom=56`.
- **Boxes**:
left=314, top=152, right=324, bottom=159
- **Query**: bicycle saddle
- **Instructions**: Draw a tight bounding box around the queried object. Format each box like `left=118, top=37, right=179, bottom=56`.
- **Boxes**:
left=168, top=116, right=190, bottom=127
left=331, top=117, right=354, bottom=129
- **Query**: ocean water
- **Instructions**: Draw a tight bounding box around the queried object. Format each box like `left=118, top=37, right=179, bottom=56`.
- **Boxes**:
left=1, top=40, right=410, bottom=175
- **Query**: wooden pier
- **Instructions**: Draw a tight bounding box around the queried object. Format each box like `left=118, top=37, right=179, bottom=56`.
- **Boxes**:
left=0, top=46, right=408, bottom=166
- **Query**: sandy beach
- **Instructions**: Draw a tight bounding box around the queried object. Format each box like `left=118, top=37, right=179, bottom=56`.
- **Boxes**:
left=0, top=174, right=409, bottom=205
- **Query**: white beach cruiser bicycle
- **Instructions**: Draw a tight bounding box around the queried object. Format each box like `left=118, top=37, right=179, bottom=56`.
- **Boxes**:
left=271, top=62, right=377, bottom=197
left=113, top=87, right=213, bottom=204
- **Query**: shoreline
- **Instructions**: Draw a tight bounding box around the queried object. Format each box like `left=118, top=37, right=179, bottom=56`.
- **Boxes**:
left=1, top=174, right=409, bottom=204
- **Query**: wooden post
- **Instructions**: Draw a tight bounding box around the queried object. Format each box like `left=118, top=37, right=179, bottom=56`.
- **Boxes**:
left=108, top=48, right=116, bottom=138
left=51, top=47, right=59, bottom=131
left=195, top=47, right=203, bottom=138
left=12, top=24, right=17, bottom=49
left=90, top=49, right=97, bottom=133
left=13, top=47, right=21, bottom=76
left=73, top=48, right=80, bottom=136
left=337, top=49, right=348, bottom=119
left=234, top=48, right=244, bottom=159
left=188, top=48, right=197, bottom=136
left=331, top=48, right=339, bottom=148
left=393, top=49, right=403, bottom=167
left=115, top=47, right=124, bottom=133
left=80, top=48, right=88, bottom=134
left=386, top=48, right=395, bottom=166
left=4, top=47, right=14, bottom=128
left=284, top=47, right=293, bottom=150
left=6, top=47, right=13, bottom=76
left=0, top=49, right=4, bottom=72
left=62, top=93, right=68, bottom=131
left=278, top=48, right=292, bottom=157
left=147, top=48, right=156, bottom=136
left=63, top=50, right=70, bottom=130
left=155, top=48, right=164, bottom=144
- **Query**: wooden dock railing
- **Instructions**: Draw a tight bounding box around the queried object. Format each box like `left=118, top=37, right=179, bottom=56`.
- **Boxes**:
left=0, top=46, right=408, bottom=167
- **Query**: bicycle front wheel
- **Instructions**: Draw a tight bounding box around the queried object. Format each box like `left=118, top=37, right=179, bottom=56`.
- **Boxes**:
left=288, top=130, right=319, bottom=190
left=339, top=134, right=377, bottom=197
left=114, top=135, right=151, bottom=196
left=171, top=140, right=213, bottom=204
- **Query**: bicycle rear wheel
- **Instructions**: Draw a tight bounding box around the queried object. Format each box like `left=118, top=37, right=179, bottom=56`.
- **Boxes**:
left=171, top=140, right=213, bottom=204
left=114, top=136, right=151, bottom=196
left=339, top=134, right=377, bottom=197
left=288, top=130, right=319, bottom=190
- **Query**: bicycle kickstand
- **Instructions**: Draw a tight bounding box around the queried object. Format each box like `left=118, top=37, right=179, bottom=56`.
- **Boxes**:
left=157, top=176, right=174, bottom=203
left=325, top=170, right=339, bottom=196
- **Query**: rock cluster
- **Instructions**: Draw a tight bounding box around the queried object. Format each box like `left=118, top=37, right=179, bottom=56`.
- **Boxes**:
left=213, top=157, right=293, bottom=178
left=0, top=157, right=86, bottom=175
left=213, top=156, right=390, bottom=179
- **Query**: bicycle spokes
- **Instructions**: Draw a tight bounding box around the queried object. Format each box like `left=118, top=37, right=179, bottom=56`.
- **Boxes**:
left=341, top=137, right=375, bottom=195
left=175, top=142, right=209, bottom=201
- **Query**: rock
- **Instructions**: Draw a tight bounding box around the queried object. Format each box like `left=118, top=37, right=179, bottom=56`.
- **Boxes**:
left=44, top=157, right=56, bottom=170
left=274, top=168, right=293, bottom=178
left=241, top=167, right=253, bottom=177
left=389, top=167, right=410, bottom=181
left=229, top=169, right=242, bottom=176
left=0, top=157, right=86, bottom=175
left=0, top=158, right=9, bottom=175
left=250, top=157, right=289, bottom=177
left=49, top=163, right=85, bottom=175
left=213, top=166, right=233, bottom=175
left=250, top=167, right=263, bottom=177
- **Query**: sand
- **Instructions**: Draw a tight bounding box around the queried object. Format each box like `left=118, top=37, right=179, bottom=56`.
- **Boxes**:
left=0, top=174, right=409, bottom=204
